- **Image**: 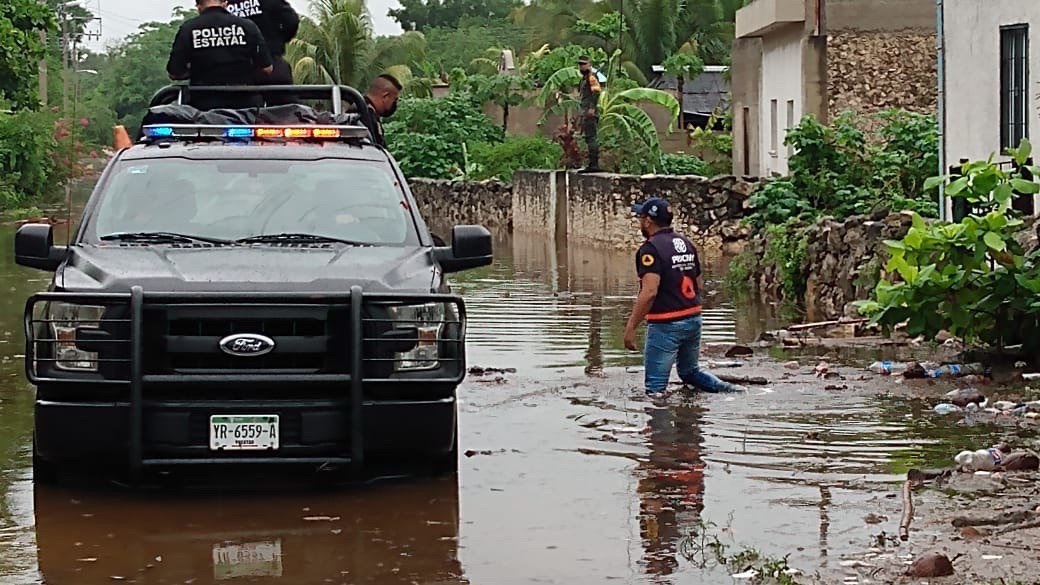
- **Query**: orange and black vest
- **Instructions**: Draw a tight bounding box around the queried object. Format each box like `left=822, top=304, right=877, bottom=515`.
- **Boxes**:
left=635, top=228, right=702, bottom=323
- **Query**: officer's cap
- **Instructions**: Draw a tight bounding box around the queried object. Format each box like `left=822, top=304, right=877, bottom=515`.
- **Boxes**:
left=632, top=197, right=673, bottom=224
left=577, top=55, right=592, bottom=65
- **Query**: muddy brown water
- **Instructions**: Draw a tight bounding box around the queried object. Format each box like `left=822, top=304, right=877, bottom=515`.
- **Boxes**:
left=0, top=198, right=1022, bottom=584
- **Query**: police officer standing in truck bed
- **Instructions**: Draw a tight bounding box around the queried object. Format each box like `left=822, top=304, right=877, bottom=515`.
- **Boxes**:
left=226, top=0, right=299, bottom=98
left=167, top=0, right=274, bottom=111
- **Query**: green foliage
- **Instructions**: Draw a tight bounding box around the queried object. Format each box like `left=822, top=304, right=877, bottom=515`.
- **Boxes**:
left=82, top=10, right=192, bottom=135
left=288, top=0, right=429, bottom=87
left=573, top=12, right=627, bottom=47
left=464, top=73, right=534, bottom=131
left=747, top=111, right=940, bottom=228
left=688, top=108, right=733, bottom=176
left=538, top=50, right=679, bottom=172
left=764, top=220, right=809, bottom=302
left=425, top=17, right=532, bottom=74
left=525, top=45, right=609, bottom=86
left=0, top=0, right=57, bottom=108
left=857, top=140, right=1040, bottom=350
left=389, top=0, right=522, bottom=31
left=660, top=153, right=709, bottom=175
left=661, top=52, right=705, bottom=81
left=0, top=110, right=88, bottom=210
left=468, top=136, right=561, bottom=181
left=384, top=93, right=503, bottom=179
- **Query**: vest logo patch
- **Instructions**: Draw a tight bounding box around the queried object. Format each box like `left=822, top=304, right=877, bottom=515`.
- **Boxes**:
left=673, top=238, right=687, bottom=253
left=641, top=254, right=655, bottom=267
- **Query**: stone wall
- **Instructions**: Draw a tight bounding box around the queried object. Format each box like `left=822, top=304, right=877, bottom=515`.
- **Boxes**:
left=411, top=170, right=755, bottom=252
left=560, top=173, right=753, bottom=252
left=409, top=178, right=512, bottom=231
left=744, top=210, right=914, bottom=321
left=827, top=31, right=938, bottom=131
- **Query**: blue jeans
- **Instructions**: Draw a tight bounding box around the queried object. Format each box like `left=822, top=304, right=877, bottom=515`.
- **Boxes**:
left=644, top=315, right=737, bottom=394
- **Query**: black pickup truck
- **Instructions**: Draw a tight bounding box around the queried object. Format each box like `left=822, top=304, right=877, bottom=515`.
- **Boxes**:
left=16, top=85, right=492, bottom=482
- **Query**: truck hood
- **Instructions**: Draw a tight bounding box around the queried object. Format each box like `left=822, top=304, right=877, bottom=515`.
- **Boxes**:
left=57, top=244, right=439, bottom=293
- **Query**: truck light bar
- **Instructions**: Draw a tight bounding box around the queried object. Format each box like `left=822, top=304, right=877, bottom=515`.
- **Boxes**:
left=141, top=124, right=366, bottom=142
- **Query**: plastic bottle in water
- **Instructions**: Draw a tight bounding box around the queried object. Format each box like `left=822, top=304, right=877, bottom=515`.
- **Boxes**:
left=924, top=363, right=986, bottom=378
left=868, top=361, right=907, bottom=375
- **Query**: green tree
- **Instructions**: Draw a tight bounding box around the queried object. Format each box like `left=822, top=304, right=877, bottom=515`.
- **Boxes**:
left=0, top=0, right=56, bottom=109
left=425, top=17, right=532, bottom=74
left=661, top=51, right=704, bottom=124
left=537, top=49, right=679, bottom=171
left=82, top=10, right=192, bottom=134
left=288, top=0, right=427, bottom=87
left=389, top=0, right=522, bottom=31
left=465, top=73, right=534, bottom=132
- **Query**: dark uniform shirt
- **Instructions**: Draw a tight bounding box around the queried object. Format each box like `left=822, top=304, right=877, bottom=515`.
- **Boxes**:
left=226, top=0, right=299, bottom=57
left=166, top=7, right=273, bottom=109
left=363, top=97, right=387, bottom=147
left=578, top=71, right=601, bottom=113
left=635, top=228, right=703, bottom=323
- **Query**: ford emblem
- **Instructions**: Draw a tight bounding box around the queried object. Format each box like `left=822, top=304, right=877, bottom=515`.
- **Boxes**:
left=219, top=333, right=275, bottom=357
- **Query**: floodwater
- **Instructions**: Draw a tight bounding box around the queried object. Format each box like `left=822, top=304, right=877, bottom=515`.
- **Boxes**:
left=0, top=199, right=1017, bottom=584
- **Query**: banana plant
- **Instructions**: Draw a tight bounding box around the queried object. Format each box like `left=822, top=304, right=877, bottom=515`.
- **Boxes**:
left=536, top=49, right=680, bottom=171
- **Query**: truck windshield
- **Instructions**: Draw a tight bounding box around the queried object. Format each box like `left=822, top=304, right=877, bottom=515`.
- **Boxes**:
left=88, top=158, right=417, bottom=246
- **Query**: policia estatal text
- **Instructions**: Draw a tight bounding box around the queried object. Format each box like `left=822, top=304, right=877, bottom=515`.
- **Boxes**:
left=166, top=0, right=274, bottom=111
left=226, top=0, right=299, bottom=90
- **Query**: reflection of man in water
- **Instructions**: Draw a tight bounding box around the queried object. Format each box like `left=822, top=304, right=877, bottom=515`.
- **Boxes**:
left=637, top=404, right=706, bottom=578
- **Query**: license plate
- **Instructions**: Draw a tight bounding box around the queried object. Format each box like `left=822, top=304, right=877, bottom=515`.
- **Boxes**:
left=212, top=540, right=283, bottom=580
left=209, top=415, right=279, bottom=451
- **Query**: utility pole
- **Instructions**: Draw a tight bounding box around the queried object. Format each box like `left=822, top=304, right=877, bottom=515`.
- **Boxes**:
left=39, top=29, right=48, bottom=107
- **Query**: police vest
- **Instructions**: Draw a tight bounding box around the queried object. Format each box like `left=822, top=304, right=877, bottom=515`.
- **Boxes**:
left=635, top=228, right=702, bottom=323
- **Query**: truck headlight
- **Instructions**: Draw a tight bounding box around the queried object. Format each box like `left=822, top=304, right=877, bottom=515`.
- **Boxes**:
left=46, top=301, right=105, bottom=372
left=387, top=303, right=446, bottom=371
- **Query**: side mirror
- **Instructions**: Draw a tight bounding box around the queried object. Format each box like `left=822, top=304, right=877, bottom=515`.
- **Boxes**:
left=433, top=225, right=493, bottom=274
left=15, top=224, right=66, bottom=271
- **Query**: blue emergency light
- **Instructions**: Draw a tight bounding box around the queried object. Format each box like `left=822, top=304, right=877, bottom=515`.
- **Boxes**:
left=146, top=126, right=175, bottom=138
left=141, top=124, right=367, bottom=143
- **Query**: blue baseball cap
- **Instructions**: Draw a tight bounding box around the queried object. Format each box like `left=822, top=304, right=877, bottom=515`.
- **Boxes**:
left=631, top=197, right=673, bottom=223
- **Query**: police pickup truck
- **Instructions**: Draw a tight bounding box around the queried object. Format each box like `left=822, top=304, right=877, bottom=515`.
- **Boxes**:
left=16, top=85, right=492, bottom=482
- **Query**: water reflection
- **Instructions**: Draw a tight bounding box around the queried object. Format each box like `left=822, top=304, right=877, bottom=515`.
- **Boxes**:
left=638, top=405, right=705, bottom=581
left=33, top=478, right=464, bottom=585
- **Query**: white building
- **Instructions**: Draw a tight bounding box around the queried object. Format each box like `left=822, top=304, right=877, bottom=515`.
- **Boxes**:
left=942, top=2, right=1039, bottom=160
left=732, top=0, right=936, bottom=178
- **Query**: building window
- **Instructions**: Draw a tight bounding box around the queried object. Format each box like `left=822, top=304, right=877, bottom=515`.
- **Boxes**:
left=770, top=99, right=778, bottom=156
left=1001, top=24, right=1029, bottom=150
left=786, top=100, right=795, bottom=157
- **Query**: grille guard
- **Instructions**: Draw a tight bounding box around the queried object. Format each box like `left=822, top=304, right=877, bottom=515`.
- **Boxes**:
left=24, top=287, right=467, bottom=475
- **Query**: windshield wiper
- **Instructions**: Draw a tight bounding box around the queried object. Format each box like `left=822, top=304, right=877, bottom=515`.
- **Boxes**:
left=99, top=231, right=235, bottom=245
left=236, top=233, right=370, bottom=246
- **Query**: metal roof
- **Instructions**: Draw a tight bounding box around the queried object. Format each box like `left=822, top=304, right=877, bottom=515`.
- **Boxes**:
left=648, top=69, right=730, bottom=117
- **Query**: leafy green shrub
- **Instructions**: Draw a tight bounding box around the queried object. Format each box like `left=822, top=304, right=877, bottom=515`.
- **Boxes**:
left=660, top=153, right=708, bottom=176
left=746, top=110, right=939, bottom=228
left=856, top=140, right=1040, bottom=350
left=764, top=220, right=809, bottom=303
left=0, top=110, right=56, bottom=207
left=468, top=136, right=561, bottom=181
left=746, top=179, right=812, bottom=230
left=384, top=93, right=503, bottom=179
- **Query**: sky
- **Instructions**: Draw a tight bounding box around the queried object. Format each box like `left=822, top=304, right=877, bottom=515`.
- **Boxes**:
left=80, top=0, right=403, bottom=52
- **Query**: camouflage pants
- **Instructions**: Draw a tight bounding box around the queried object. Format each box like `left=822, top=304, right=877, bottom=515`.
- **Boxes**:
left=583, top=115, right=599, bottom=167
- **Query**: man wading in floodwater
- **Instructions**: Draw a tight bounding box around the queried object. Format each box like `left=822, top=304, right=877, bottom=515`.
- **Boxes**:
left=623, top=198, right=746, bottom=402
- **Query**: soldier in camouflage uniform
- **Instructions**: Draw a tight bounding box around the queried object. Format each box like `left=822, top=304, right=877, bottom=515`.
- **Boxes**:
left=577, top=55, right=602, bottom=173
